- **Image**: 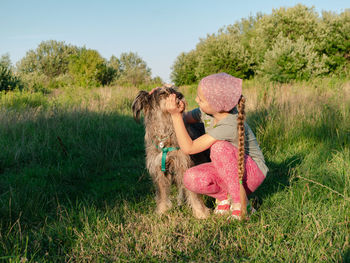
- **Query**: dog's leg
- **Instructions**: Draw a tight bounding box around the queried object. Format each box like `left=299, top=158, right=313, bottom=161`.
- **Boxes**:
left=176, top=185, right=186, bottom=206
left=186, top=190, right=210, bottom=219
left=154, top=172, right=172, bottom=215
left=174, top=160, right=210, bottom=219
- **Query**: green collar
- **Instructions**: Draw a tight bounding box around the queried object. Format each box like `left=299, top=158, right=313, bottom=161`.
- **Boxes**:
left=156, top=144, right=179, bottom=172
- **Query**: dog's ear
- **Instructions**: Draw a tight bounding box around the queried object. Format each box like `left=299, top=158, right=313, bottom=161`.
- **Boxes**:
left=132, top=90, right=149, bottom=123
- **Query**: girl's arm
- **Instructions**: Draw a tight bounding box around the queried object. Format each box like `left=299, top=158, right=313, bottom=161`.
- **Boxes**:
left=167, top=94, right=216, bottom=155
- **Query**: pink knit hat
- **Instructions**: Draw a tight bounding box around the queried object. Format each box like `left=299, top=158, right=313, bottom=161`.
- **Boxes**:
left=199, top=73, right=242, bottom=112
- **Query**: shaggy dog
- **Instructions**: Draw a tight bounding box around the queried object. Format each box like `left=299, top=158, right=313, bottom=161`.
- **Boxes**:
left=132, top=86, right=209, bottom=219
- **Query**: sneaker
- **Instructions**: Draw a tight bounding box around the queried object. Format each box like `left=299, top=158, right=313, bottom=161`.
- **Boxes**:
left=214, top=199, right=231, bottom=215
left=229, top=201, right=256, bottom=220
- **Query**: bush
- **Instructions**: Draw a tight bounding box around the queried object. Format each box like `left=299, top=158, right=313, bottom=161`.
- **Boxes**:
left=96, top=64, right=116, bottom=86
left=317, top=9, right=350, bottom=73
left=0, top=89, right=48, bottom=110
left=258, top=34, right=328, bottom=82
left=249, top=4, right=321, bottom=67
left=171, top=51, right=198, bottom=86
left=68, top=48, right=107, bottom=87
left=0, top=54, right=23, bottom=92
left=19, top=72, right=72, bottom=94
left=194, top=32, right=254, bottom=80
left=170, top=4, right=350, bottom=84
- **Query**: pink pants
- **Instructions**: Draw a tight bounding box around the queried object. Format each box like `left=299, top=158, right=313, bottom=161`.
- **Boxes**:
left=183, top=141, right=265, bottom=203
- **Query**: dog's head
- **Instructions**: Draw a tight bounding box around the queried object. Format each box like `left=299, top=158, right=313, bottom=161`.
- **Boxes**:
left=132, top=85, right=185, bottom=123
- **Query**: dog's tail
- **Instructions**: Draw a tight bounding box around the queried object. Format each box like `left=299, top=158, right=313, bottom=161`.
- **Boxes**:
left=132, top=90, right=149, bottom=123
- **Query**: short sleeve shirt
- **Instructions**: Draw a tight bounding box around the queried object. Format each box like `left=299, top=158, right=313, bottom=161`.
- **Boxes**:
left=191, top=107, right=268, bottom=176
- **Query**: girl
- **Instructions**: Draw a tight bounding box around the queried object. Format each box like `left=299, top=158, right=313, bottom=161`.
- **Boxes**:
left=166, top=73, right=268, bottom=220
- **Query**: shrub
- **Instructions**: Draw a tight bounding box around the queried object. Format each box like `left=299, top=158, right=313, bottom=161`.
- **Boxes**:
left=0, top=54, right=23, bottom=92
left=68, top=48, right=107, bottom=87
left=194, top=32, right=254, bottom=80
left=96, top=64, right=116, bottom=86
left=171, top=50, right=198, bottom=86
left=170, top=4, right=350, bottom=83
left=19, top=72, right=72, bottom=94
left=317, top=9, right=350, bottom=74
left=258, top=34, right=328, bottom=82
left=249, top=4, right=321, bottom=67
left=0, top=89, right=48, bottom=110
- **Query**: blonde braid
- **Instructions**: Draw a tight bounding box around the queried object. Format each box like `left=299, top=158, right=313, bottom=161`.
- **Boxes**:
left=237, top=95, right=247, bottom=220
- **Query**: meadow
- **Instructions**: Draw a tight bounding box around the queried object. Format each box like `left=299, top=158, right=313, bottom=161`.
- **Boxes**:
left=0, top=79, right=349, bottom=262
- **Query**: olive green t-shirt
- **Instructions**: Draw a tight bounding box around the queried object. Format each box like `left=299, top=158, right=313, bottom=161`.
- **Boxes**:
left=191, top=107, right=268, bottom=176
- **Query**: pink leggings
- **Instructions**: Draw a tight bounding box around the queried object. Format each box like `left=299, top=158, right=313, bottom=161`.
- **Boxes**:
left=183, top=141, right=265, bottom=203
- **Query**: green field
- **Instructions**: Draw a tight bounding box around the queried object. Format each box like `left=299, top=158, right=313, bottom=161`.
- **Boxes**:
left=0, top=79, right=349, bottom=262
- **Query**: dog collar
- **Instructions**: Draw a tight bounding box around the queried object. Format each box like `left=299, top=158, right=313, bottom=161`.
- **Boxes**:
left=155, top=144, right=179, bottom=172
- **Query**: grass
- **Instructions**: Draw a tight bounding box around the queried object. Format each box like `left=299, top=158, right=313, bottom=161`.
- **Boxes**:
left=0, top=79, right=349, bottom=262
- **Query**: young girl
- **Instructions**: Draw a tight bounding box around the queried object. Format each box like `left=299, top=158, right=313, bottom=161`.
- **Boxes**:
left=166, top=73, right=268, bottom=220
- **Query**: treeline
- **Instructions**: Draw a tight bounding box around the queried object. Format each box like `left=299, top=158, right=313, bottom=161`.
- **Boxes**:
left=0, top=40, right=162, bottom=92
left=171, top=4, right=350, bottom=85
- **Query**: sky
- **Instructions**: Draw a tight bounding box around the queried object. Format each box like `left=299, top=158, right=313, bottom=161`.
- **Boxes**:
left=1, top=0, right=349, bottom=83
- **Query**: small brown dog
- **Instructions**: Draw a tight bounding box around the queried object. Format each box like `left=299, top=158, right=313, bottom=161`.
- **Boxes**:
left=132, top=86, right=209, bottom=218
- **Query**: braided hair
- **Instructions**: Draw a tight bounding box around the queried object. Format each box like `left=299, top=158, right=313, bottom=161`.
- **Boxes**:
left=237, top=95, right=247, bottom=219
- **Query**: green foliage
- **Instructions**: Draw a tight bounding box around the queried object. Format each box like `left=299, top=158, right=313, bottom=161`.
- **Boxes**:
left=108, top=55, right=122, bottom=79
left=195, top=32, right=254, bottom=80
left=317, top=9, right=350, bottom=73
left=250, top=4, right=321, bottom=65
left=0, top=54, right=23, bottom=92
left=68, top=48, right=107, bottom=87
left=16, top=41, right=155, bottom=89
left=20, top=72, right=72, bottom=94
left=259, top=34, right=328, bottom=82
left=116, top=52, right=152, bottom=86
left=0, top=53, right=12, bottom=69
left=171, top=51, right=198, bottom=86
left=17, top=40, right=79, bottom=78
left=0, top=89, right=48, bottom=110
left=171, top=4, right=350, bottom=84
left=96, top=64, right=116, bottom=86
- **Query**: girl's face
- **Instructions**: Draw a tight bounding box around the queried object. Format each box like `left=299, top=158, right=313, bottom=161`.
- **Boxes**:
left=195, top=86, right=216, bottom=115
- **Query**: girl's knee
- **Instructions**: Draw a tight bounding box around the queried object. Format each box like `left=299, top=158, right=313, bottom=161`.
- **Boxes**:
left=210, top=141, right=238, bottom=158
left=183, top=168, right=197, bottom=191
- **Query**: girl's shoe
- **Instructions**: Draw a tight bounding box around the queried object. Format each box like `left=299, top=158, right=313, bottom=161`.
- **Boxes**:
left=229, top=202, right=256, bottom=220
left=214, top=199, right=231, bottom=215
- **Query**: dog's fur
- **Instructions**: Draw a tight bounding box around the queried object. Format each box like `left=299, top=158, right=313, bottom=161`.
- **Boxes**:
left=132, top=86, right=209, bottom=218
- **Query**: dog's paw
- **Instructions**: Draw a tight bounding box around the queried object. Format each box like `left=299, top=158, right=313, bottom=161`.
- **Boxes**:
left=156, top=200, right=172, bottom=215
left=193, top=207, right=211, bottom=219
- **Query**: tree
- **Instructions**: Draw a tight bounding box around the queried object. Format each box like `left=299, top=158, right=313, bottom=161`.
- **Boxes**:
left=249, top=4, right=321, bottom=70
left=0, top=54, right=22, bottom=92
left=258, top=34, right=328, bottom=82
left=317, top=9, right=350, bottom=73
left=68, top=48, right=107, bottom=87
left=194, top=32, right=253, bottom=80
left=117, top=52, right=151, bottom=86
left=17, top=40, right=78, bottom=78
left=108, top=55, right=122, bottom=79
left=171, top=50, right=198, bottom=86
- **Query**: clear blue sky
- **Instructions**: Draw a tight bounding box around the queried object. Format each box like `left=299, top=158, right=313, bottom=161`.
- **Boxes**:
left=1, top=0, right=348, bottom=83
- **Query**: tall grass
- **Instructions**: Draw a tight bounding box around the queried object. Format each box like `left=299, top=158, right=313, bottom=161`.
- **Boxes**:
left=0, top=80, right=349, bottom=262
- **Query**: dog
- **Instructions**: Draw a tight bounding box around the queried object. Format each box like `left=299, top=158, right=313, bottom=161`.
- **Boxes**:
left=132, top=85, right=210, bottom=219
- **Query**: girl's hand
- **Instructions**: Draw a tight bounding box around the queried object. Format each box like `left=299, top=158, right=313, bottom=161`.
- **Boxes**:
left=149, top=87, right=160, bottom=95
left=166, top=94, right=184, bottom=114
